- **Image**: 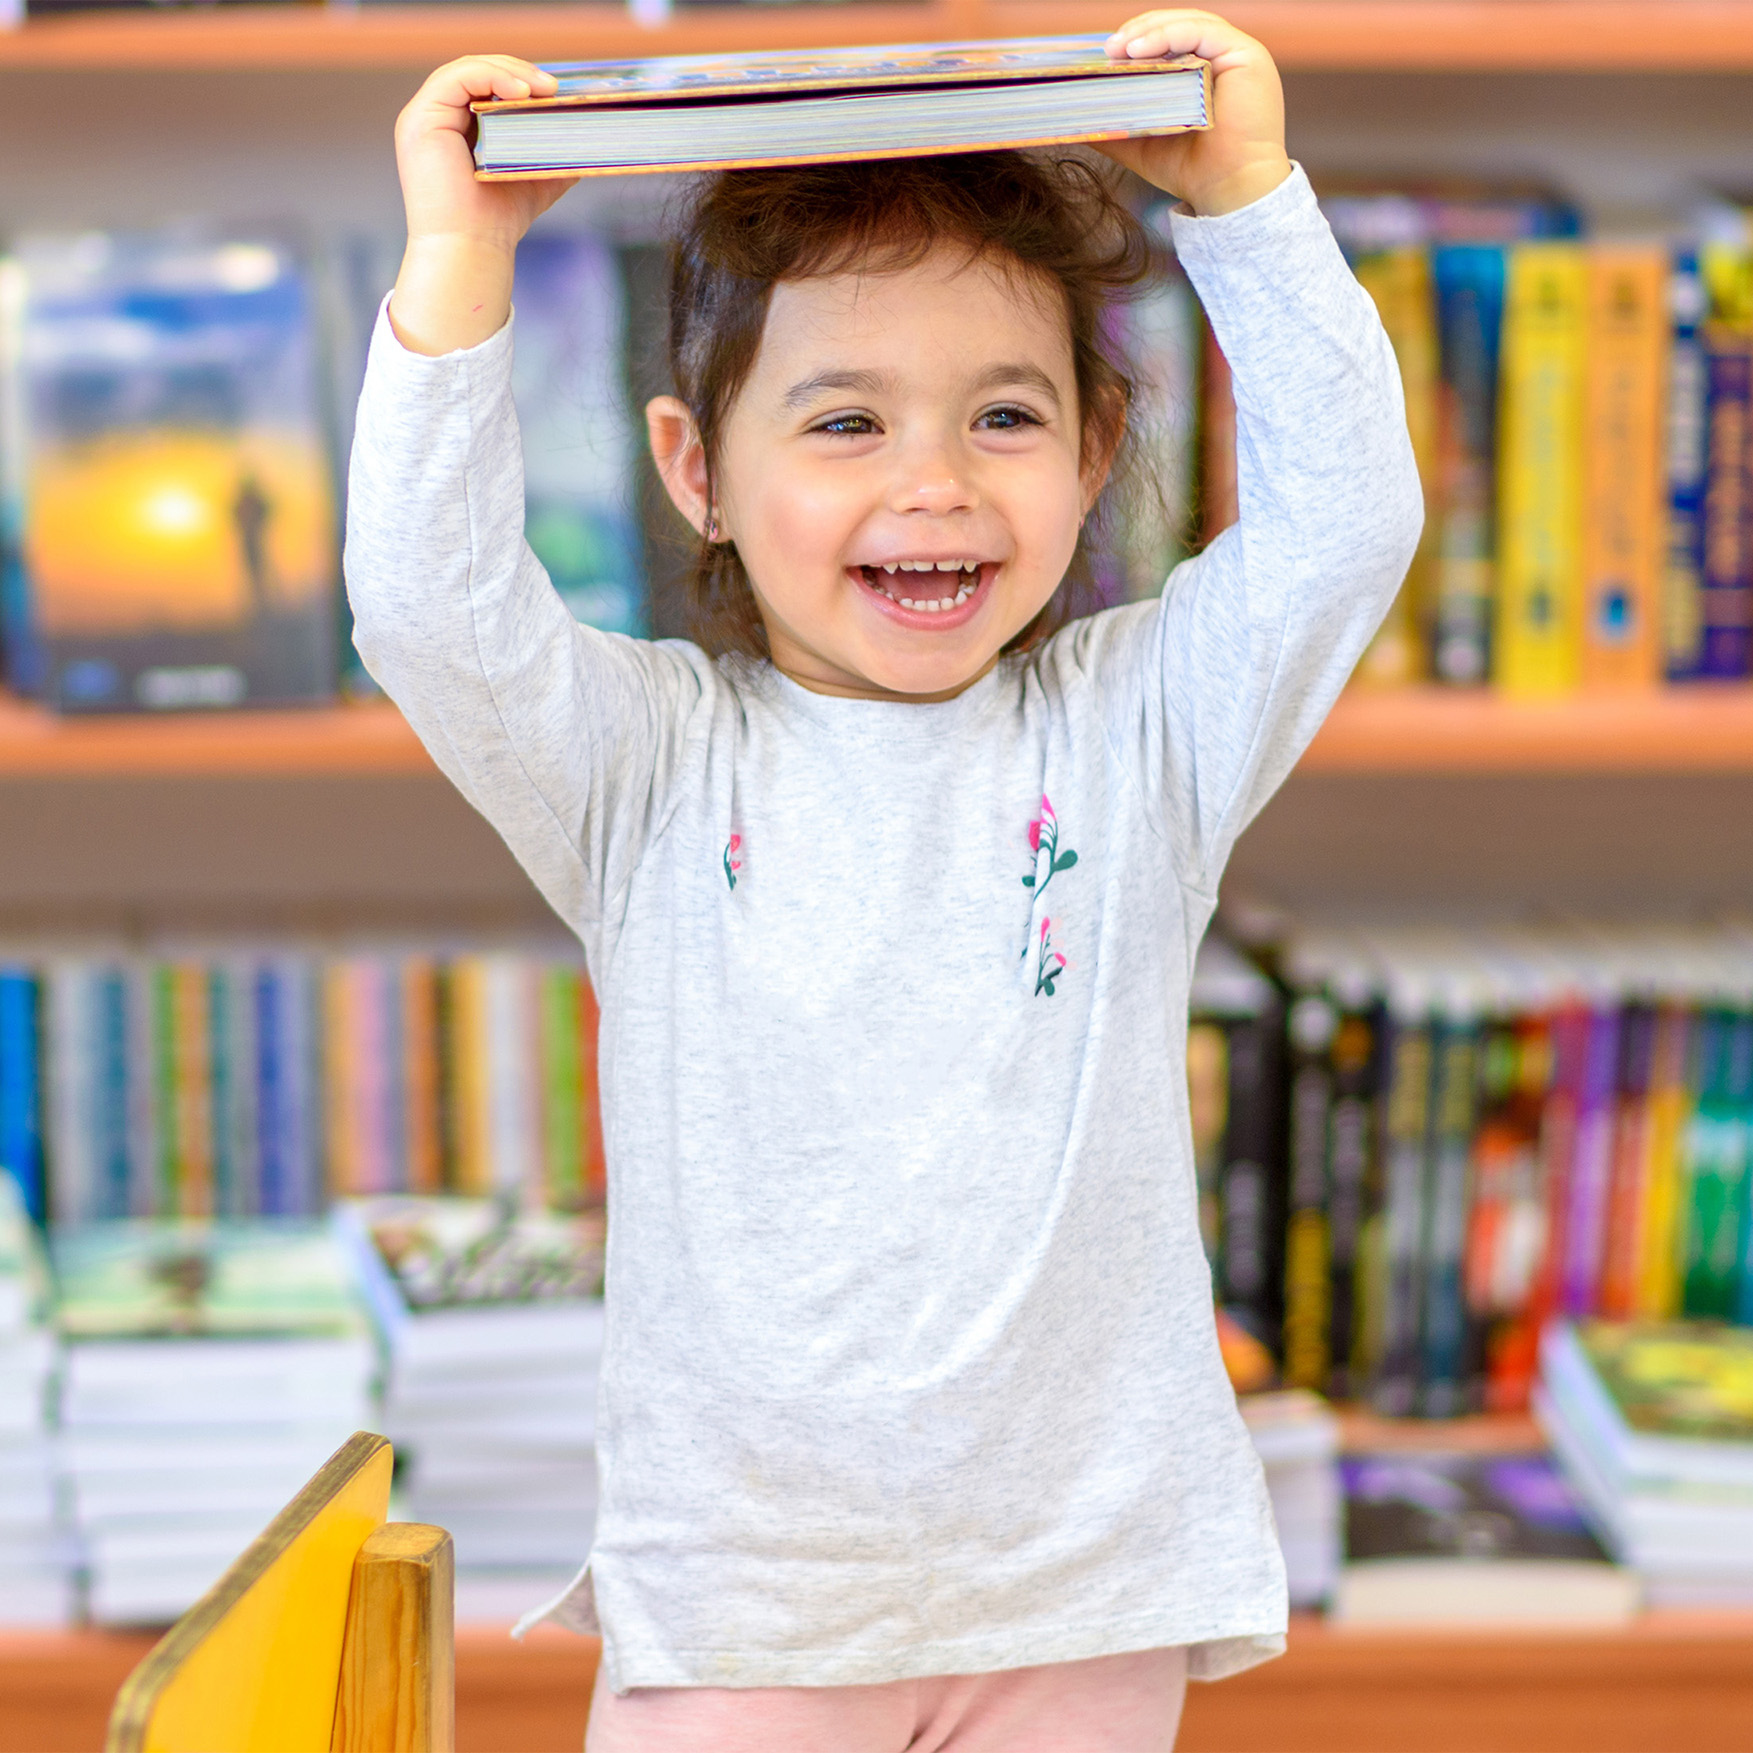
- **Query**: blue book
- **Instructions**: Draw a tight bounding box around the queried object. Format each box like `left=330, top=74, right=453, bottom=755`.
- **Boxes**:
left=0, top=968, right=43, bottom=1222
left=1663, top=253, right=1710, bottom=680
left=1699, top=327, right=1753, bottom=679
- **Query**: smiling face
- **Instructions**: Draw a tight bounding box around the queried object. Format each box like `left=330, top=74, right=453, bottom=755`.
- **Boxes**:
left=650, top=245, right=1112, bottom=701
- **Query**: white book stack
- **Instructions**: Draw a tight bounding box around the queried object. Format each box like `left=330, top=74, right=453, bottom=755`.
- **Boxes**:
left=336, top=1197, right=605, bottom=1623
left=1238, top=1389, right=1343, bottom=1610
left=52, top=1219, right=375, bottom=1624
left=1537, top=1320, right=1753, bottom=1607
left=0, top=1178, right=70, bottom=1626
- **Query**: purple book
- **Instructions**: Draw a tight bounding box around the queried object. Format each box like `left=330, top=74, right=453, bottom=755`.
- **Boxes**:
left=1561, top=1006, right=1622, bottom=1315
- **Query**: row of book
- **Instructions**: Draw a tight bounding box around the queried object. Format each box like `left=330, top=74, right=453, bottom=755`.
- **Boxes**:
left=1327, top=188, right=1753, bottom=692
left=1192, top=923, right=1753, bottom=1420
left=0, top=944, right=605, bottom=1228
left=0, top=229, right=643, bottom=712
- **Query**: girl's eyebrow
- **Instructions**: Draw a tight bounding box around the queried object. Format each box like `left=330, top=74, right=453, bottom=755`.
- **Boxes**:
left=782, top=362, right=1062, bottom=411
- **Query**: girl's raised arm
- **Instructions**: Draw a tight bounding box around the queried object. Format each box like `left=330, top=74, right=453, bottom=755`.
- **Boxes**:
left=346, top=59, right=707, bottom=946
left=1085, top=13, right=1422, bottom=891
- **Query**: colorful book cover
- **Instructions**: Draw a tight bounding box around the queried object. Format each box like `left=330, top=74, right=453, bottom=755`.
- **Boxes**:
left=1663, top=254, right=1711, bottom=680
left=1351, top=245, right=1439, bottom=686
left=445, top=957, right=493, bottom=1197
left=513, top=235, right=644, bottom=637
left=0, top=966, right=43, bottom=1223
left=1680, top=1009, right=1753, bottom=1318
left=1529, top=1000, right=1591, bottom=1335
left=1281, top=994, right=1335, bottom=1393
left=1571, top=1319, right=1753, bottom=1445
left=50, top=1218, right=366, bottom=1341
left=1580, top=248, right=1667, bottom=689
left=14, top=234, right=338, bottom=712
left=1598, top=1003, right=1658, bottom=1317
left=539, top=966, right=586, bottom=1212
left=1373, top=1013, right=1432, bottom=1415
left=1419, top=1013, right=1480, bottom=1414
left=1634, top=1005, right=1696, bottom=1319
left=1698, top=326, right=1753, bottom=678
left=1430, top=245, right=1506, bottom=685
left=1561, top=1005, right=1624, bottom=1315
left=1495, top=242, right=1588, bottom=696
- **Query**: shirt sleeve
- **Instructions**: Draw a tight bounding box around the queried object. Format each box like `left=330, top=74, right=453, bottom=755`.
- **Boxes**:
left=343, top=302, right=708, bottom=941
left=1050, top=165, right=1423, bottom=898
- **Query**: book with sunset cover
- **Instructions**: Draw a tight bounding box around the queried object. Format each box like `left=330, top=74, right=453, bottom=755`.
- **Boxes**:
left=471, top=36, right=1211, bottom=179
left=9, top=235, right=337, bottom=712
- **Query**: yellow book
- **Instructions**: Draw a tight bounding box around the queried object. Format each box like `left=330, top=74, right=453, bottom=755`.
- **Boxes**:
left=1352, top=246, right=1440, bottom=687
left=447, top=957, right=493, bottom=1196
left=1581, top=248, right=1667, bottom=689
left=401, top=959, right=442, bottom=1196
left=1496, top=242, right=1588, bottom=695
left=1635, top=1005, right=1694, bottom=1318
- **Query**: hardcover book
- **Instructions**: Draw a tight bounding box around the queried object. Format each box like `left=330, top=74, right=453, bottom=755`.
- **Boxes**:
left=472, top=37, right=1211, bottom=179
left=9, top=236, right=338, bottom=712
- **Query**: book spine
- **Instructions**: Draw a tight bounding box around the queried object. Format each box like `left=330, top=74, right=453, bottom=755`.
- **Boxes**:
left=449, top=956, right=492, bottom=1196
left=0, top=258, right=44, bottom=697
left=0, top=965, right=43, bottom=1222
left=1187, top=1018, right=1230, bottom=1269
left=95, top=966, right=129, bottom=1220
left=1680, top=1008, right=1750, bottom=1318
left=1431, top=244, right=1506, bottom=685
left=287, top=957, right=321, bottom=1217
left=541, top=966, right=585, bottom=1210
left=1560, top=1004, right=1623, bottom=1314
left=1698, top=327, right=1753, bottom=677
left=44, top=961, right=91, bottom=1227
left=402, top=957, right=442, bottom=1196
left=581, top=973, right=606, bottom=1203
left=1528, top=1000, right=1588, bottom=1341
left=1597, top=1002, right=1658, bottom=1316
left=1325, top=1002, right=1381, bottom=1400
left=1373, top=1012, right=1432, bottom=1414
left=1580, top=247, right=1667, bottom=688
left=255, top=961, right=285, bottom=1216
left=1352, top=246, right=1440, bottom=686
left=1199, top=321, right=1238, bottom=544
left=1281, top=994, right=1336, bottom=1392
left=208, top=965, right=236, bottom=1218
left=322, top=961, right=355, bottom=1201
left=1419, top=1013, right=1479, bottom=1415
left=1216, top=997, right=1286, bottom=1355
left=1634, top=1003, right=1695, bottom=1318
left=1663, top=254, right=1711, bottom=679
left=1495, top=242, right=1588, bottom=696
left=150, top=964, right=177, bottom=1216
left=125, top=959, right=158, bottom=1217
left=171, top=963, right=213, bottom=1219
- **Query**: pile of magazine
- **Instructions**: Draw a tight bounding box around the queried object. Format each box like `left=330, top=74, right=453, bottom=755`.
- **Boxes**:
left=1538, top=1320, right=1753, bottom=1606
left=1237, top=1390, right=1341, bottom=1609
left=53, top=1218, right=375, bottom=1624
left=0, top=1178, right=68, bottom=1626
left=337, top=1195, right=605, bottom=1620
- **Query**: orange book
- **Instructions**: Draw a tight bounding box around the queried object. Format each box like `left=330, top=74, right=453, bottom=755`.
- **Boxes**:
left=1581, top=247, right=1667, bottom=688
left=401, top=958, right=442, bottom=1195
left=321, top=963, right=357, bottom=1199
left=171, top=965, right=214, bottom=1218
left=1199, top=323, right=1238, bottom=544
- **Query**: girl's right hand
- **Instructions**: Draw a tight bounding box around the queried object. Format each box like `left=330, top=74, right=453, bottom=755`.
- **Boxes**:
left=390, top=55, right=579, bottom=356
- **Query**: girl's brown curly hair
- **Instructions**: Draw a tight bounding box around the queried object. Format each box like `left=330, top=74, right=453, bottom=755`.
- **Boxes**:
left=664, top=150, right=1154, bottom=659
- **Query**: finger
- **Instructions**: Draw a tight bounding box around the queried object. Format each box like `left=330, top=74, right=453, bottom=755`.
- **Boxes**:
left=421, top=54, right=558, bottom=110
left=1104, top=10, right=1262, bottom=73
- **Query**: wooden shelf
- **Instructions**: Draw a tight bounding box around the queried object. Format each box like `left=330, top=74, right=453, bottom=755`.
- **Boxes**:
left=1, top=1, right=1751, bottom=74
left=1301, top=686, right=1753, bottom=775
left=5, top=687, right=1753, bottom=779
left=4, top=1615, right=1749, bottom=1753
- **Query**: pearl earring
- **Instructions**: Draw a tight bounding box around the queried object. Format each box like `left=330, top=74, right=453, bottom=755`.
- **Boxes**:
left=705, top=513, right=720, bottom=542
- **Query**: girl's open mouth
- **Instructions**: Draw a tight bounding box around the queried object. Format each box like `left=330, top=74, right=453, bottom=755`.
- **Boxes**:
left=851, top=560, right=997, bottom=627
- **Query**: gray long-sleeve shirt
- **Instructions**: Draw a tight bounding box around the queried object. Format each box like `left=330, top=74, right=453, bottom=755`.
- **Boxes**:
left=345, top=164, right=1421, bottom=1694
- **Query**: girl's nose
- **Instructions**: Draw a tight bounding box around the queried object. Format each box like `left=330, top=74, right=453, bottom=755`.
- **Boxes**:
left=889, top=440, right=978, bottom=516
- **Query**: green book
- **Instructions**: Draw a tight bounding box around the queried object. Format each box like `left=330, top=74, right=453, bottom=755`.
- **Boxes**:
left=51, top=1219, right=367, bottom=1341
left=1681, top=1010, right=1753, bottom=1319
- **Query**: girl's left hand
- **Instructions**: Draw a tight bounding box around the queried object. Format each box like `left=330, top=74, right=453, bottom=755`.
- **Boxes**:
left=1097, top=10, right=1291, bottom=216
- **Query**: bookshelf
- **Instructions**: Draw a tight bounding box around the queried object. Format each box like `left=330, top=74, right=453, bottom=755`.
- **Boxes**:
left=1, top=1, right=1750, bottom=72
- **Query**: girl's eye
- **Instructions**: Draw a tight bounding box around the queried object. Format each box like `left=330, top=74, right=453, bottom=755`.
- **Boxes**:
left=975, top=405, right=1043, bottom=432
left=813, top=413, right=879, bottom=436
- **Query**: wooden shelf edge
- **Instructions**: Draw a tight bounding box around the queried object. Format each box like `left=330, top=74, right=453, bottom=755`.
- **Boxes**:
left=1301, top=686, right=1753, bottom=774
left=0, top=697, right=435, bottom=777
left=1, top=0, right=1751, bottom=73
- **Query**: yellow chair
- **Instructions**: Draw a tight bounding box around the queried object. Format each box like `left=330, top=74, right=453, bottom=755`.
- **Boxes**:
left=106, top=1431, right=454, bottom=1753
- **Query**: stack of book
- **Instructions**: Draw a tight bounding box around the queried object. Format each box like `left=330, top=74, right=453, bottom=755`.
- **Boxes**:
left=0, top=1176, right=68, bottom=1626
left=16, top=941, right=604, bottom=1226
left=53, top=1218, right=374, bottom=1624
left=1233, top=921, right=1753, bottom=1418
left=337, top=1196, right=604, bottom=1618
left=1237, top=1390, right=1342, bottom=1609
left=1537, top=1320, right=1753, bottom=1605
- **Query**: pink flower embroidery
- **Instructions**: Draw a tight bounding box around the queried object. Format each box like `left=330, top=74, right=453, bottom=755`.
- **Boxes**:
left=1023, top=794, right=1077, bottom=902
left=1035, top=916, right=1068, bottom=997
left=723, top=834, right=742, bottom=891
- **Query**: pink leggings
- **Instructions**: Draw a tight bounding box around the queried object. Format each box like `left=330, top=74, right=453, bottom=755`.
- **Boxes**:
left=585, top=1645, right=1188, bottom=1752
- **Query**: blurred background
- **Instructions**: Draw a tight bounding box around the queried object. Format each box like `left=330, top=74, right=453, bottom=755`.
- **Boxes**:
left=0, top=1, right=1751, bottom=1749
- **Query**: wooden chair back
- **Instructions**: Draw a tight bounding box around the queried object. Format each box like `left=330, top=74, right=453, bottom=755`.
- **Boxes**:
left=106, top=1430, right=455, bottom=1753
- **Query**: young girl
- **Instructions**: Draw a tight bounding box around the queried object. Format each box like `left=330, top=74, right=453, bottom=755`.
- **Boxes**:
left=349, top=12, right=1420, bottom=1748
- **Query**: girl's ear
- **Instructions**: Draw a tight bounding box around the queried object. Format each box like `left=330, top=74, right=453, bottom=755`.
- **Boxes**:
left=646, top=395, right=715, bottom=537
left=1079, top=389, right=1127, bottom=517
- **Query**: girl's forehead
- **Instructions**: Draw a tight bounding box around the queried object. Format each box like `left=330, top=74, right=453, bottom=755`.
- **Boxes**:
left=756, top=248, right=1075, bottom=373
